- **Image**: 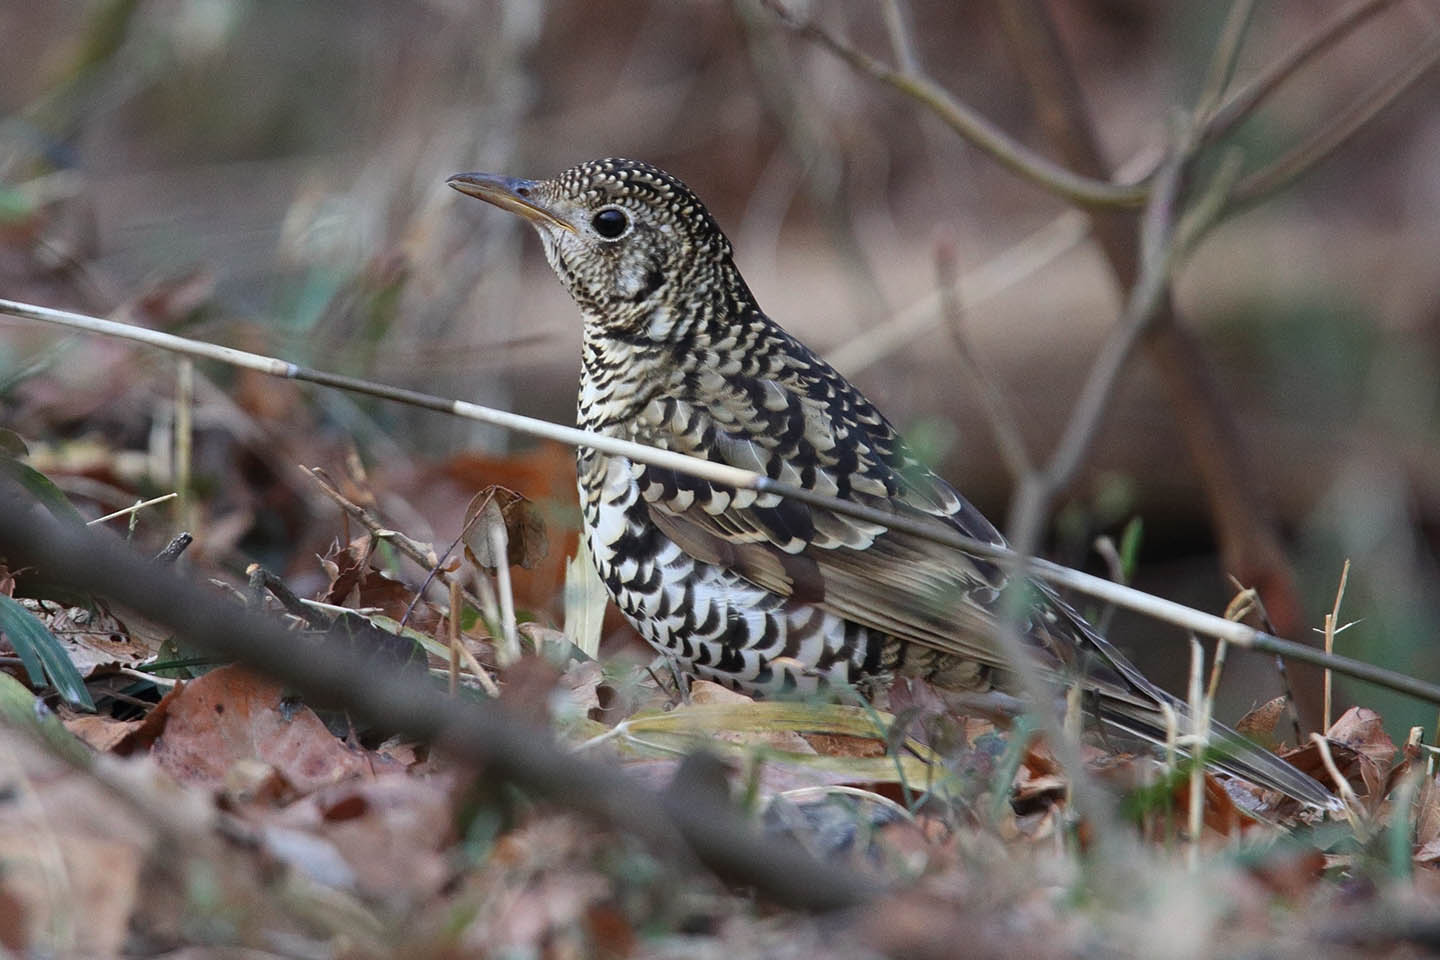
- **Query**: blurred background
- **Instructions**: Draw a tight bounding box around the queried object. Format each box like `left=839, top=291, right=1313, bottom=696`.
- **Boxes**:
left=2, top=0, right=1438, bottom=737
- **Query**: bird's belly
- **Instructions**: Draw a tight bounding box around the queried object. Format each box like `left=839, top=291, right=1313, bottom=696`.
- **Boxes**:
left=578, top=455, right=877, bottom=696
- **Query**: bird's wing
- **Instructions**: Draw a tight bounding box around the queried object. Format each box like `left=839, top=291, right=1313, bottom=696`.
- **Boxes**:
left=627, top=359, right=1133, bottom=693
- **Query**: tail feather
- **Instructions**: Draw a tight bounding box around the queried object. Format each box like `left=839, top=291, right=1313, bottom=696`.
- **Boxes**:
left=1097, top=694, right=1341, bottom=812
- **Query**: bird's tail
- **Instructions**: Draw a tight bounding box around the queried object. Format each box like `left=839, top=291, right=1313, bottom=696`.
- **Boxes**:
left=1096, top=693, right=1341, bottom=812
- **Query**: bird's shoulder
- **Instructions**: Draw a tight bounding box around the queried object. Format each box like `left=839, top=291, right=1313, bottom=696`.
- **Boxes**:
left=631, top=308, right=997, bottom=540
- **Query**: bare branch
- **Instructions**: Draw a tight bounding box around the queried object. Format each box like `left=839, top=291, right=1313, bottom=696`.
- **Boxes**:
left=1031, top=142, right=1187, bottom=501
left=993, top=0, right=1312, bottom=647
left=934, top=238, right=1032, bottom=479
left=755, top=0, right=1148, bottom=208
left=1232, top=26, right=1440, bottom=203
left=1202, top=0, right=1405, bottom=142
left=824, top=208, right=1091, bottom=374
left=0, top=485, right=879, bottom=911
left=879, top=0, right=920, bottom=75
left=1195, top=0, right=1260, bottom=119
left=5, top=296, right=1440, bottom=703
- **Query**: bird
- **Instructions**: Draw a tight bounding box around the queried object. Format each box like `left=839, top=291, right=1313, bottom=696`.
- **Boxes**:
left=447, top=157, right=1337, bottom=811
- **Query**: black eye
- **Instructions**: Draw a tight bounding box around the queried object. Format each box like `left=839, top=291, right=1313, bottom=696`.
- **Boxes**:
left=591, top=208, right=629, bottom=239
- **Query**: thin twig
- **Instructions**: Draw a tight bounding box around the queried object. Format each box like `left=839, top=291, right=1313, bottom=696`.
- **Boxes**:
left=1202, top=0, right=1405, bottom=141
left=396, top=502, right=481, bottom=635
left=489, top=520, right=520, bottom=665
left=0, top=485, right=877, bottom=911
left=878, top=0, right=920, bottom=75
left=756, top=0, right=1148, bottom=208
left=994, top=0, right=1311, bottom=650
left=934, top=237, right=1031, bottom=478
left=301, top=464, right=492, bottom=623
left=983, top=136, right=1188, bottom=856
left=86, top=492, right=177, bottom=526
left=825, top=208, right=1091, bottom=374
left=1324, top=559, right=1353, bottom=733
left=1195, top=0, right=1260, bottom=119
left=1026, top=139, right=1187, bottom=501
left=1232, top=27, right=1440, bottom=203
left=247, top=564, right=330, bottom=630
left=4, top=297, right=1439, bottom=704
left=1311, top=732, right=1364, bottom=821
left=1173, top=147, right=1245, bottom=258
left=1226, top=575, right=1305, bottom=745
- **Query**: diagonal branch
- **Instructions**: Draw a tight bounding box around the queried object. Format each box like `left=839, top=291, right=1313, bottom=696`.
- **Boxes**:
left=0, top=483, right=879, bottom=910
left=1232, top=24, right=1440, bottom=203
left=1202, top=0, right=1406, bottom=142
left=4, top=295, right=1439, bottom=704
left=755, top=0, right=1148, bottom=208
left=1195, top=0, right=1261, bottom=120
left=992, top=0, right=1314, bottom=655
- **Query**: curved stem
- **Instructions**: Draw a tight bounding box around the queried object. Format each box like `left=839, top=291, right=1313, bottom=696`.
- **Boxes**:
left=757, top=0, right=1148, bottom=208
left=1202, top=0, right=1404, bottom=142
left=1232, top=28, right=1440, bottom=204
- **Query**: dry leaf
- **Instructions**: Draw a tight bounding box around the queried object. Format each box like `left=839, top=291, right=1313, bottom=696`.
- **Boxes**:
left=462, top=485, right=548, bottom=571
left=1326, top=706, right=1397, bottom=770
left=63, top=713, right=145, bottom=752
left=148, top=665, right=381, bottom=793
left=321, top=535, right=441, bottom=635
left=1236, top=696, right=1289, bottom=749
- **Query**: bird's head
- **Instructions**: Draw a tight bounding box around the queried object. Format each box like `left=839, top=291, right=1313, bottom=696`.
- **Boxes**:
left=449, top=158, right=741, bottom=335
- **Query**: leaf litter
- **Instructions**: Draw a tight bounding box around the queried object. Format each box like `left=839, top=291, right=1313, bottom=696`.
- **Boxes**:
left=0, top=445, right=1438, bottom=957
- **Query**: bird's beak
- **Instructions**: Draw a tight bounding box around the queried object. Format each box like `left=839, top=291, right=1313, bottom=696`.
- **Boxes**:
left=447, top=173, right=576, bottom=233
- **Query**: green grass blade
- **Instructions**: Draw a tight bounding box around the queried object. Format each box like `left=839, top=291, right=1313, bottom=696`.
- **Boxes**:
left=0, top=595, right=96, bottom=710
left=0, top=453, right=86, bottom=526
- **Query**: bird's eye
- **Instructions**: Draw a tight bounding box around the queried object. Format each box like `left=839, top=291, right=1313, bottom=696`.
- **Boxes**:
left=591, top=208, right=629, bottom=239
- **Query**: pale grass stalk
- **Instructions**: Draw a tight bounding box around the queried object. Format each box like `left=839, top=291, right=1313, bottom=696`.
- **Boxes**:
left=1311, top=733, right=1364, bottom=828
left=489, top=522, right=519, bottom=666
left=1324, top=559, right=1352, bottom=732
left=448, top=579, right=461, bottom=697
left=1187, top=637, right=1206, bottom=870
left=5, top=297, right=1440, bottom=706
left=1204, top=639, right=1230, bottom=706
left=824, top=209, right=1089, bottom=374
left=117, top=666, right=178, bottom=688
left=86, top=492, right=177, bottom=526
left=448, top=625, right=500, bottom=698
left=757, top=0, right=1148, bottom=207
left=175, top=357, right=194, bottom=534
left=299, top=598, right=384, bottom=617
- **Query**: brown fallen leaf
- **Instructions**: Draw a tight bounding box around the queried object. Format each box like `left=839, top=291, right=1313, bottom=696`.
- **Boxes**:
left=0, top=728, right=155, bottom=958
left=321, top=535, right=443, bottom=635
left=1326, top=707, right=1398, bottom=771
left=147, top=664, right=381, bottom=793
left=1236, top=696, right=1289, bottom=750
left=63, top=713, right=145, bottom=752
left=462, top=484, right=549, bottom=572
